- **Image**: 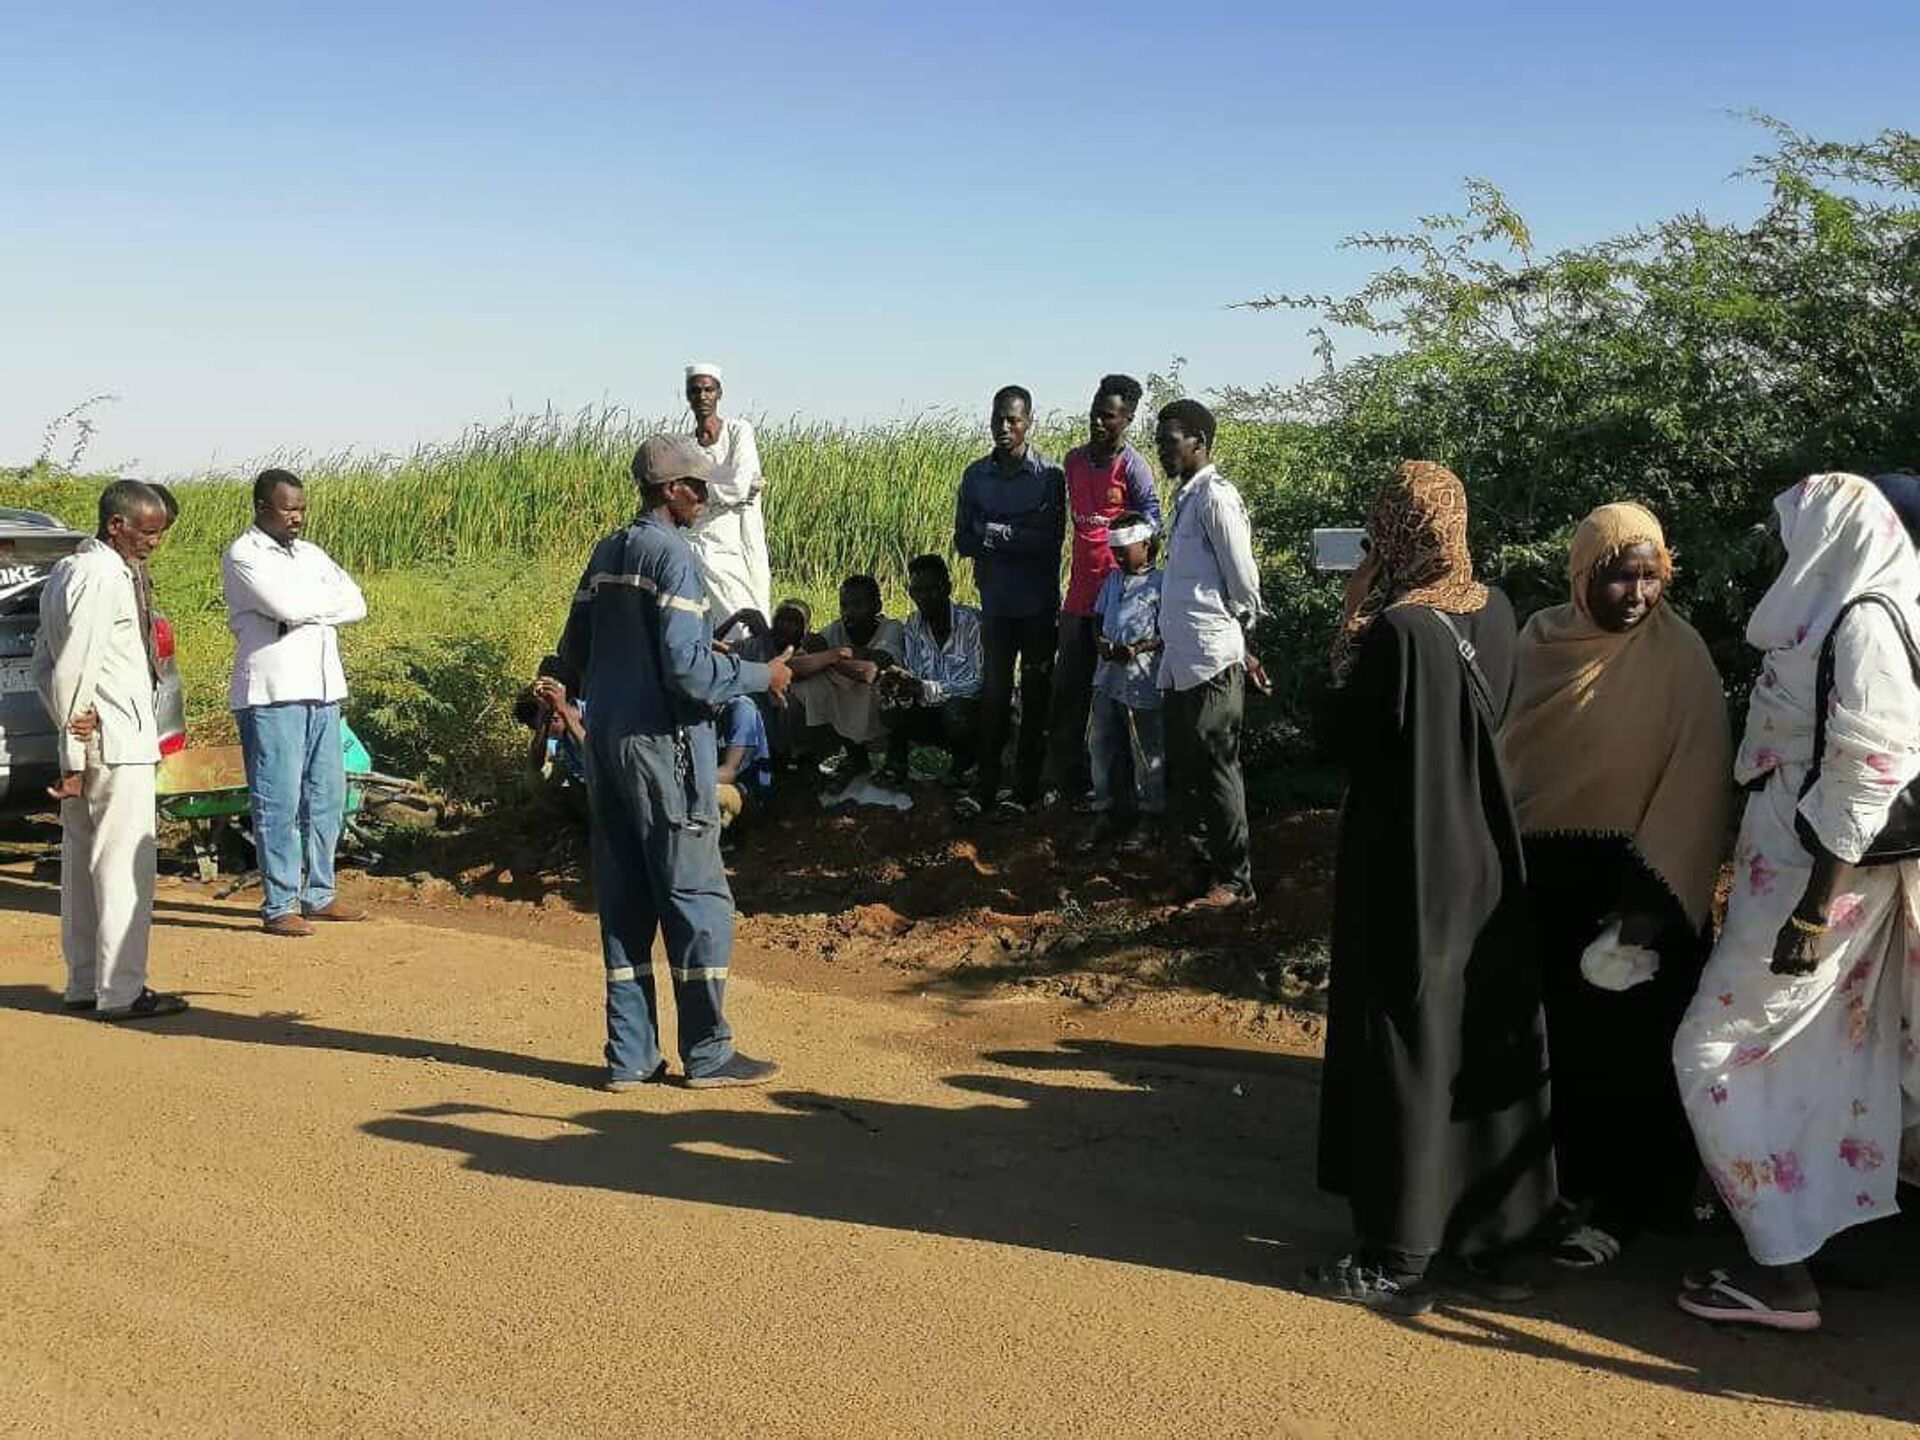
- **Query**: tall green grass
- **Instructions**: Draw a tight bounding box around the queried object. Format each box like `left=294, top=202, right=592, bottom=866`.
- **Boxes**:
left=2, top=406, right=1307, bottom=795
left=2, top=405, right=1300, bottom=589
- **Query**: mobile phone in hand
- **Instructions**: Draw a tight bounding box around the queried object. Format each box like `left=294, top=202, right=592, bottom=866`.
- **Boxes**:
left=1311, top=528, right=1368, bottom=573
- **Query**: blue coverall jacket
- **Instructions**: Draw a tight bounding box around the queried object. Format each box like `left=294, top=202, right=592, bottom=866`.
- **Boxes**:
left=558, top=512, right=769, bottom=1081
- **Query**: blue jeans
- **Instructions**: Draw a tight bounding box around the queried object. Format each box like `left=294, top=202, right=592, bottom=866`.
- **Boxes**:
left=237, top=701, right=345, bottom=921
left=1089, top=692, right=1166, bottom=816
left=586, top=729, right=736, bottom=1082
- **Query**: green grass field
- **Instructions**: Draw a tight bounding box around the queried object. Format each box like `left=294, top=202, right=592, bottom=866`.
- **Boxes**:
left=2, top=407, right=1306, bottom=799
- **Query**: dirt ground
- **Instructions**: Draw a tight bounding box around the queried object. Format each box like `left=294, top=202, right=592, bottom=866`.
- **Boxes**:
left=2, top=799, right=1918, bottom=1437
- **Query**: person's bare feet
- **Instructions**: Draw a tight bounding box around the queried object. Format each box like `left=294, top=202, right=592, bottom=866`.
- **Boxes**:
left=304, top=902, right=367, bottom=923
left=264, top=914, right=316, bottom=938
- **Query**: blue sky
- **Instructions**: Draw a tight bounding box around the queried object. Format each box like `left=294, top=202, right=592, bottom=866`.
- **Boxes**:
left=3, top=1, right=1915, bottom=476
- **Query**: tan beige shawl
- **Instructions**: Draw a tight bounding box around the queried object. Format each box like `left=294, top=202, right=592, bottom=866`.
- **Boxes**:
left=1502, top=503, right=1731, bottom=926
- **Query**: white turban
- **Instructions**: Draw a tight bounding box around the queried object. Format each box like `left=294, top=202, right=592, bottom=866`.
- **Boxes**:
left=685, top=362, right=724, bottom=383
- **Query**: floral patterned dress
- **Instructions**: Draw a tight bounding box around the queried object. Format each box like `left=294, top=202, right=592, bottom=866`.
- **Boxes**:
left=1674, top=474, right=1920, bottom=1266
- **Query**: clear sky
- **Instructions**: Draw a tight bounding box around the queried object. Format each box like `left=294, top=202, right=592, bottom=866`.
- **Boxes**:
left=4, top=1, right=1915, bottom=477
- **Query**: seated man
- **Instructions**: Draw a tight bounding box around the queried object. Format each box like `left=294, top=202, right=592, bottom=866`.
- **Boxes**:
left=723, top=598, right=821, bottom=764
left=787, top=575, right=905, bottom=780
left=715, top=694, right=774, bottom=831
left=878, top=554, right=982, bottom=787
left=515, top=658, right=587, bottom=815
left=724, top=598, right=814, bottom=663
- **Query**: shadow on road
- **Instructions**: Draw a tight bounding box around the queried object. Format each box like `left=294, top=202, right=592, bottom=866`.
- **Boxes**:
left=0, top=870, right=260, bottom=933
left=352, top=1035, right=1919, bottom=1428
left=3, top=972, right=1915, bottom=1425
left=0, top=983, right=604, bottom=1090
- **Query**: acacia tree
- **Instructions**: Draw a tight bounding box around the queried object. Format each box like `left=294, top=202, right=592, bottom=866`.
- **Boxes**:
left=1230, top=118, right=1920, bottom=754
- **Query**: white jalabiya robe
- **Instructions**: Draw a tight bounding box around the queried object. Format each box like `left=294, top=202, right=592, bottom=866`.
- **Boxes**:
left=683, top=416, right=772, bottom=628
left=1675, top=474, right=1920, bottom=1266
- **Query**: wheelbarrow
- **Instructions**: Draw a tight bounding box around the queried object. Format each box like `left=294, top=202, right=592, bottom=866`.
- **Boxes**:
left=156, top=722, right=438, bottom=895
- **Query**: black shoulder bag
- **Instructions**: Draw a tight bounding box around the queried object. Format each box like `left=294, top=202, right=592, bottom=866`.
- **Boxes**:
left=1797, top=593, right=1920, bottom=865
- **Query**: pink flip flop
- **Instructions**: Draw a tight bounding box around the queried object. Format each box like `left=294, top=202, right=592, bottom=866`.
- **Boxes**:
left=1675, top=1269, right=1821, bottom=1333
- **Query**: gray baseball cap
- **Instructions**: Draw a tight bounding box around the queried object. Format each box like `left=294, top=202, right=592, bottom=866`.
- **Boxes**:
left=631, top=434, right=714, bottom=489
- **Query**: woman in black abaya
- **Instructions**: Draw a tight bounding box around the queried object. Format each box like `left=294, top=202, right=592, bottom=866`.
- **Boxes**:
left=1310, top=461, right=1556, bottom=1315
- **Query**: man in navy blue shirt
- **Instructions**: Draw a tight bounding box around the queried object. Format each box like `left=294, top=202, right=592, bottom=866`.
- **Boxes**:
left=952, top=385, right=1065, bottom=818
left=555, top=434, right=792, bottom=1092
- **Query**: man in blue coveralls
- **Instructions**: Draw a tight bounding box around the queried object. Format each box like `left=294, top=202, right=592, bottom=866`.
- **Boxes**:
left=557, top=434, right=793, bottom=1091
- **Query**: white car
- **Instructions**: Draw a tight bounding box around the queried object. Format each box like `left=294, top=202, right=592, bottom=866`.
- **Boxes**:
left=0, top=507, right=186, bottom=810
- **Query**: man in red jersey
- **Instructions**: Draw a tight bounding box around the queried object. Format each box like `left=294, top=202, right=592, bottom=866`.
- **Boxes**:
left=1051, top=375, right=1161, bottom=806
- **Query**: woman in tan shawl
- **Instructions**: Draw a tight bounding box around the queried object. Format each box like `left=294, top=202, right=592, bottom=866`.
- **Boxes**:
left=1503, top=502, right=1731, bottom=1269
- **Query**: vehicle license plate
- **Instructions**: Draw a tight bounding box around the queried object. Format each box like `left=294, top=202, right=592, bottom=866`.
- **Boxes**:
left=0, top=656, right=34, bottom=694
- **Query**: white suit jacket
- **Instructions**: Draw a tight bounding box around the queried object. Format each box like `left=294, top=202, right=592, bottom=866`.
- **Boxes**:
left=32, top=538, right=161, bottom=771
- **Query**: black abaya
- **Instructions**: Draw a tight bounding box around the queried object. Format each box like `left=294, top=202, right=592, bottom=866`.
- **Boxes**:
left=1319, top=589, right=1557, bottom=1261
left=1525, top=835, right=1707, bottom=1238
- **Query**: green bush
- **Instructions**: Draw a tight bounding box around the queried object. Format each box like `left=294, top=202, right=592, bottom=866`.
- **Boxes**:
left=1226, top=117, right=1920, bottom=756
left=348, top=631, right=524, bottom=800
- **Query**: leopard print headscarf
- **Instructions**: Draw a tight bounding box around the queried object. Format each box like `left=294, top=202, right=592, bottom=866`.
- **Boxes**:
left=1329, top=460, right=1489, bottom=685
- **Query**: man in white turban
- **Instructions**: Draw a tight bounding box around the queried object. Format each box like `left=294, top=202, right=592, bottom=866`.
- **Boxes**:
left=681, top=362, right=771, bottom=633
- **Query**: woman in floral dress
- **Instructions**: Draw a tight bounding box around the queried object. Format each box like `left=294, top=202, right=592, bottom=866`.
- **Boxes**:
left=1674, top=472, right=1920, bottom=1332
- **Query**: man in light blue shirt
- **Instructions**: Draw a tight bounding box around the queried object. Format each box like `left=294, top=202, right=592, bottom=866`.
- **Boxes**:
left=1155, top=401, right=1269, bottom=909
left=878, top=554, right=983, bottom=787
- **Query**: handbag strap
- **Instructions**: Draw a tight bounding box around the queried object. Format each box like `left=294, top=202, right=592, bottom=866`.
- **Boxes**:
left=1421, top=606, right=1498, bottom=724
left=1805, top=593, right=1920, bottom=797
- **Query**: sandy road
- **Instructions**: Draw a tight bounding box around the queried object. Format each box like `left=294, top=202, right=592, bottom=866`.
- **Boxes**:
left=1, top=864, right=1915, bottom=1438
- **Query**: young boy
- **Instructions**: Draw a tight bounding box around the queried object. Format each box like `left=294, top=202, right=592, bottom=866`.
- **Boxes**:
left=1085, top=512, right=1165, bottom=851
left=788, top=575, right=906, bottom=779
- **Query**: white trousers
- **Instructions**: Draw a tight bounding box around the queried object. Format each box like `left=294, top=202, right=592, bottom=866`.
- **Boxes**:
left=60, top=759, right=157, bottom=1009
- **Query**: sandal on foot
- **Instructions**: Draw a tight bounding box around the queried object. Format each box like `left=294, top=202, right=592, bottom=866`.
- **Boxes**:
left=96, top=989, right=189, bottom=1023
left=1675, top=1269, right=1821, bottom=1332
left=1552, top=1224, right=1624, bottom=1271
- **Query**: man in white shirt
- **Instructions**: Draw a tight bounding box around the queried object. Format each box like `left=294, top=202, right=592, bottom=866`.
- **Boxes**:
left=682, top=362, right=772, bottom=633
left=32, top=480, right=188, bottom=1021
left=1154, top=401, right=1270, bottom=912
left=221, top=469, right=369, bottom=937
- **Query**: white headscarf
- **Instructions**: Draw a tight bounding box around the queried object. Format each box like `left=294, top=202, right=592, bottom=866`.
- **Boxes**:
left=1737, top=472, right=1920, bottom=785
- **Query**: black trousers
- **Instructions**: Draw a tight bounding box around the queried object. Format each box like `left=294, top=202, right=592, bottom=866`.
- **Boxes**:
left=975, top=613, right=1055, bottom=804
left=1049, top=612, right=1099, bottom=800
left=883, top=696, right=979, bottom=772
left=1164, top=664, right=1251, bottom=895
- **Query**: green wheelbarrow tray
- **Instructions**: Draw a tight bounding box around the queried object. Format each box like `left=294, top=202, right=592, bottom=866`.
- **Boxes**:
left=157, top=724, right=376, bottom=819
left=156, top=722, right=430, bottom=890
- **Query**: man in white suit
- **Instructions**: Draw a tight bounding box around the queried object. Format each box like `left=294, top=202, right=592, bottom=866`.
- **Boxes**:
left=32, top=480, right=188, bottom=1022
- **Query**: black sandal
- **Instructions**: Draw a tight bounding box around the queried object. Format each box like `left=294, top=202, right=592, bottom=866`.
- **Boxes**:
left=96, top=989, right=190, bottom=1023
